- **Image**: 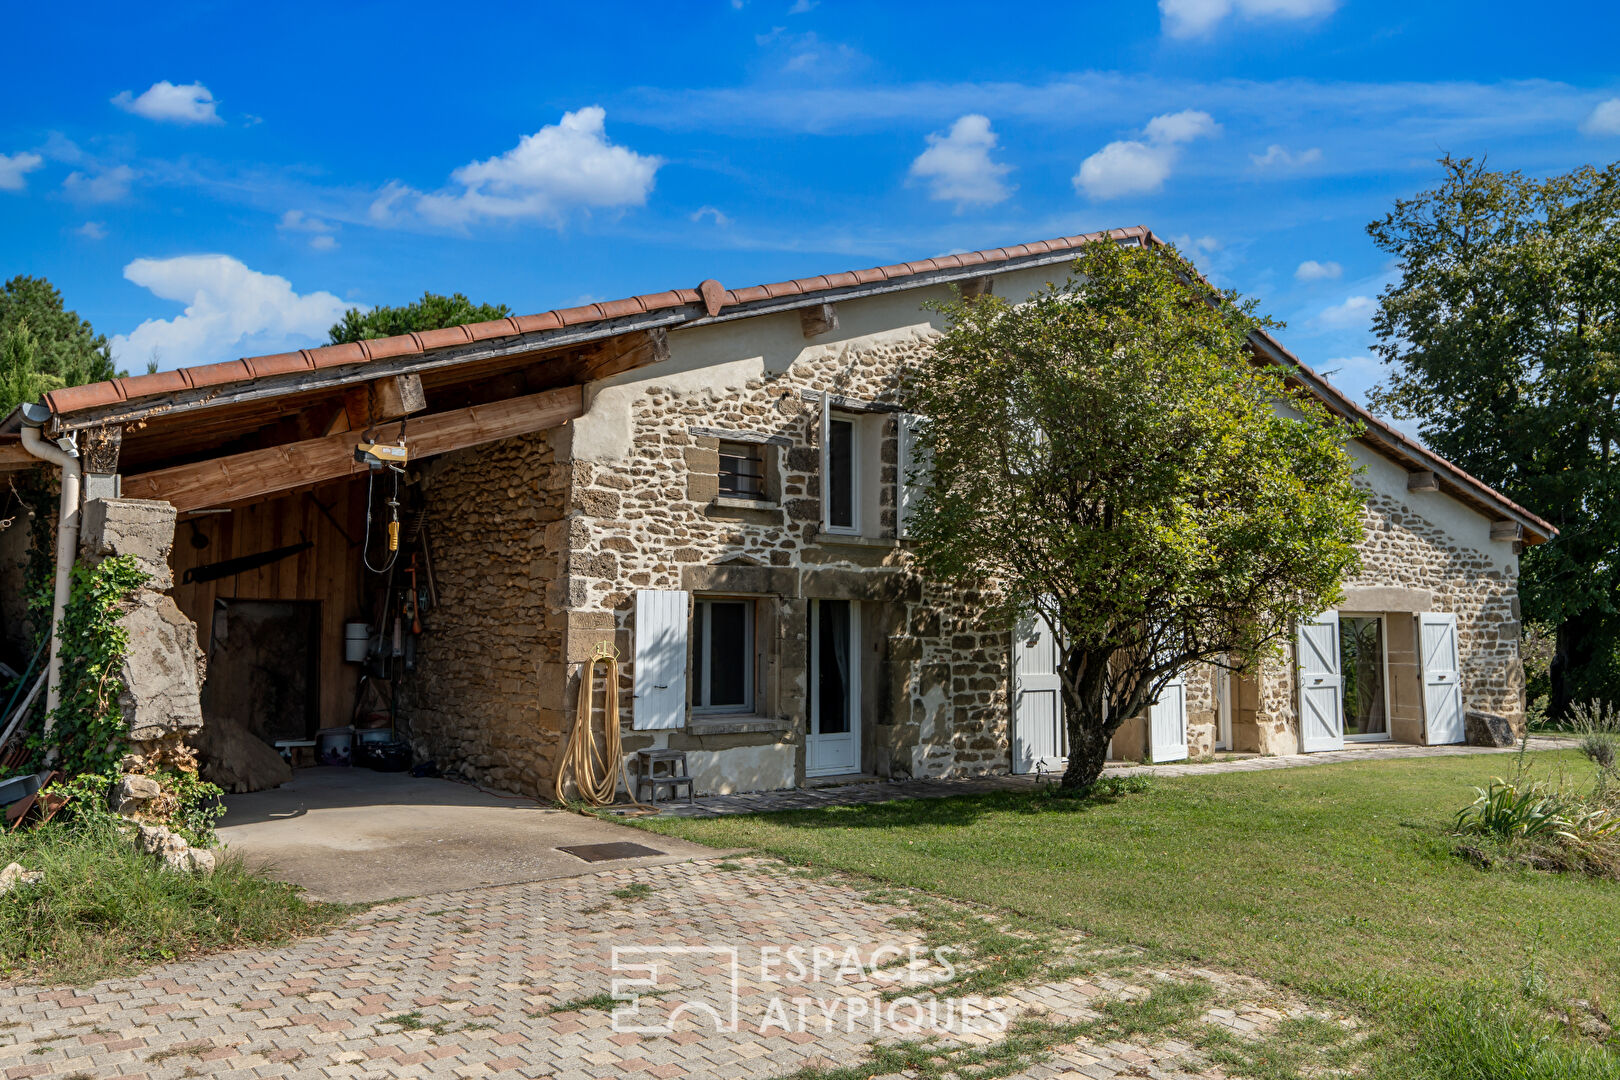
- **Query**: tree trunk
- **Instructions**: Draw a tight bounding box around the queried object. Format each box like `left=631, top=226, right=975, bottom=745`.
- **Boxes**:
left=1058, top=664, right=1111, bottom=790
left=1550, top=616, right=1599, bottom=721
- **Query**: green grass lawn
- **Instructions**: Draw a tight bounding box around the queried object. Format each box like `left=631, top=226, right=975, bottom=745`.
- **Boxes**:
left=635, top=750, right=1618, bottom=1076
left=1, top=817, right=346, bottom=985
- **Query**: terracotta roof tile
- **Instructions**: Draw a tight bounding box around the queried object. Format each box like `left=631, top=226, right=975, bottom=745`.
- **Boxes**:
left=635, top=290, right=686, bottom=311
left=361, top=334, right=425, bottom=361
left=245, top=352, right=314, bottom=378
left=465, top=317, right=520, bottom=341
left=45, top=381, right=125, bottom=413
left=697, top=280, right=726, bottom=317
left=184, top=360, right=253, bottom=388
left=555, top=305, right=603, bottom=327
left=729, top=285, right=770, bottom=305
left=113, top=370, right=189, bottom=399
left=596, top=297, right=647, bottom=319
left=307, top=344, right=364, bottom=370
left=416, top=325, right=475, bottom=349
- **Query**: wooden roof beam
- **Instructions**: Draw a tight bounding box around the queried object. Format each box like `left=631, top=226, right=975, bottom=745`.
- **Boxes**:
left=121, top=385, right=583, bottom=513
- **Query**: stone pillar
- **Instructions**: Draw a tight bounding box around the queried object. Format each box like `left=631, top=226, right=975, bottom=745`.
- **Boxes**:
left=78, top=498, right=206, bottom=773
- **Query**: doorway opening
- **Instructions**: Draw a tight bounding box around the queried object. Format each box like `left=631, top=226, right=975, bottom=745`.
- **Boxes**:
left=1339, top=614, right=1392, bottom=742
left=199, top=599, right=321, bottom=745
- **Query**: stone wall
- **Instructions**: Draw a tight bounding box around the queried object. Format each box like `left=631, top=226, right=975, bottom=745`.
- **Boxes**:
left=551, top=317, right=1013, bottom=793
left=1191, top=469, right=1525, bottom=757
left=405, top=429, right=570, bottom=794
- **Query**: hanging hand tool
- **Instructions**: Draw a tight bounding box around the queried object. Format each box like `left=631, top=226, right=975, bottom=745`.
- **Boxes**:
left=408, top=557, right=422, bottom=633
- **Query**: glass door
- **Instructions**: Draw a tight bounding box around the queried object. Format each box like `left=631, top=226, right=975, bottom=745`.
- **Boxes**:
left=807, top=599, right=861, bottom=776
left=1339, top=614, right=1391, bottom=741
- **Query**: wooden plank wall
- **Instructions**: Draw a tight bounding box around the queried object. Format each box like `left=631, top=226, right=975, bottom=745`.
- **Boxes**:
left=169, top=477, right=369, bottom=731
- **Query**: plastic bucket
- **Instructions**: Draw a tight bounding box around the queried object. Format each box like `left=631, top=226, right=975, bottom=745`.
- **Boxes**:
left=343, top=623, right=370, bottom=663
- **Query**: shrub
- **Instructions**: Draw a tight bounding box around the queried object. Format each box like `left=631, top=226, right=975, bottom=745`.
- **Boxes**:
left=1570, top=700, right=1620, bottom=775
left=1454, top=774, right=1620, bottom=878
left=1454, top=778, right=1580, bottom=841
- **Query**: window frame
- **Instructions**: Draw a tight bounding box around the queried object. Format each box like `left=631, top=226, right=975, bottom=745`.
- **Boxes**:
left=822, top=407, right=862, bottom=535
left=692, top=596, right=756, bottom=715
left=717, top=439, right=768, bottom=501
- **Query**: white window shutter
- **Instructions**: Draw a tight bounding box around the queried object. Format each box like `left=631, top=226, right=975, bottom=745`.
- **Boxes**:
left=1296, top=611, right=1344, bottom=752
left=898, top=412, right=928, bottom=538
left=819, top=392, right=832, bottom=532
left=1419, top=612, right=1465, bottom=744
left=633, top=589, right=690, bottom=730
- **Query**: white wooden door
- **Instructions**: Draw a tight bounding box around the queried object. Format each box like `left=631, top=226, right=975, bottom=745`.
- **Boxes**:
left=1420, top=612, right=1465, bottom=745
left=807, top=599, right=862, bottom=776
left=633, top=589, right=689, bottom=730
left=1297, top=611, right=1344, bottom=752
left=1012, top=613, right=1064, bottom=774
left=1148, top=672, right=1189, bottom=763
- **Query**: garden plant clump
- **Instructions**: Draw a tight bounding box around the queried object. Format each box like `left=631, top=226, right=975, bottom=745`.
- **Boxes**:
left=1453, top=710, right=1620, bottom=878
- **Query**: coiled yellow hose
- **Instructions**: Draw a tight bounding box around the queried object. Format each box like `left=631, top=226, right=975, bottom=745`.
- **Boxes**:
left=555, top=648, right=624, bottom=806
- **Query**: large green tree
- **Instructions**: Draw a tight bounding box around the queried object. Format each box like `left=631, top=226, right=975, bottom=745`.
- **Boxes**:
left=907, top=241, right=1365, bottom=789
left=0, top=276, right=118, bottom=415
left=329, top=291, right=511, bottom=345
left=1367, top=156, right=1620, bottom=715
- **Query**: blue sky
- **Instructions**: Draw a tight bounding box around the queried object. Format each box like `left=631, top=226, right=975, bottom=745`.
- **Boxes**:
left=3, top=1, right=1618, bottom=411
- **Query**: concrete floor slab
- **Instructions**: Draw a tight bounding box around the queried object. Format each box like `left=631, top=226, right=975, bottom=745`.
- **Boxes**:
left=217, top=767, right=718, bottom=904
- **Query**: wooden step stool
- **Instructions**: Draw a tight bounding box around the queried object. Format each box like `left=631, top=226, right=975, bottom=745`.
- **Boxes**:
left=634, top=749, right=694, bottom=805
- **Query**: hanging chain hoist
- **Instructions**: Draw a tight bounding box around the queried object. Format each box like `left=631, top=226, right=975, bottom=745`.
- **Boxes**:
left=358, top=419, right=410, bottom=574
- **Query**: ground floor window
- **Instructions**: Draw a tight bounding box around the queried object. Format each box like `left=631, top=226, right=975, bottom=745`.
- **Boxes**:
left=1339, top=614, right=1388, bottom=738
left=693, top=598, right=754, bottom=713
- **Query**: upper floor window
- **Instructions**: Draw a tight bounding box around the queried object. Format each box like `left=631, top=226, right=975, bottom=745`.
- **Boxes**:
left=824, top=412, right=859, bottom=533
left=718, top=440, right=767, bottom=501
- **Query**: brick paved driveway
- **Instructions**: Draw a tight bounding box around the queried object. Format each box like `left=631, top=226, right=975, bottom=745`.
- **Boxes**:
left=1, top=856, right=1325, bottom=1079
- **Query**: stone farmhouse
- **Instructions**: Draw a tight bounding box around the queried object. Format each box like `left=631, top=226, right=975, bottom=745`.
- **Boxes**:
left=0, top=227, right=1554, bottom=798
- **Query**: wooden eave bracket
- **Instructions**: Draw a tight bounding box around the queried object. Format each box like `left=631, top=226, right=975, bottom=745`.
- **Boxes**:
left=799, top=303, right=839, bottom=339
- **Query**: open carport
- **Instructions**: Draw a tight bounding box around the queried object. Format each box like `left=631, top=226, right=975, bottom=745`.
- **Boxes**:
left=217, top=767, right=719, bottom=904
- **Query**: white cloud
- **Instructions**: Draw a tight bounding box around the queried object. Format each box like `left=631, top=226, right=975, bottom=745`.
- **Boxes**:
left=62, top=165, right=136, bottom=203
left=0, top=151, right=43, bottom=192
left=690, top=205, right=732, bottom=226
left=1172, top=234, right=1221, bottom=254
left=788, top=0, right=818, bottom=11
left=75, top=221, right=107, bottom=240
left=112, top=81, right=223, bottom=125
left=1159, top=0, right=1337, bottom=39
left=1295, top=259, right=1342, bottom=281
left=378, top=107, right=661, bottom=228
left=277, top=209, right=339, bottom=251
left=110, top=255, right=348, bottom=372
left=1582, top=98, right=1620, bottom=136
left=908, top=114, right=1014, bottom=209
left=1251, top=143, right=1322, bottom=167
left=1143, top=109, right=1220, bottom=144
left=755, top=27, right=865, bottom=76
left=1073, top=109, right=1217, bottom=200
left=1317, top=294, right=1375, bottom=328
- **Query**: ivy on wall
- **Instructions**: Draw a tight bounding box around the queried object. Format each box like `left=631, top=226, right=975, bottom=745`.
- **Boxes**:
left=34, top=554, right=149, bottom=776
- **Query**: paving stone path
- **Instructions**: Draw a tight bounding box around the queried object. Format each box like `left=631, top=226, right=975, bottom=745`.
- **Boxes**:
left=1, top=857, right=1347, bottom=1080
left=647, top=734, right=1579, bottom=818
